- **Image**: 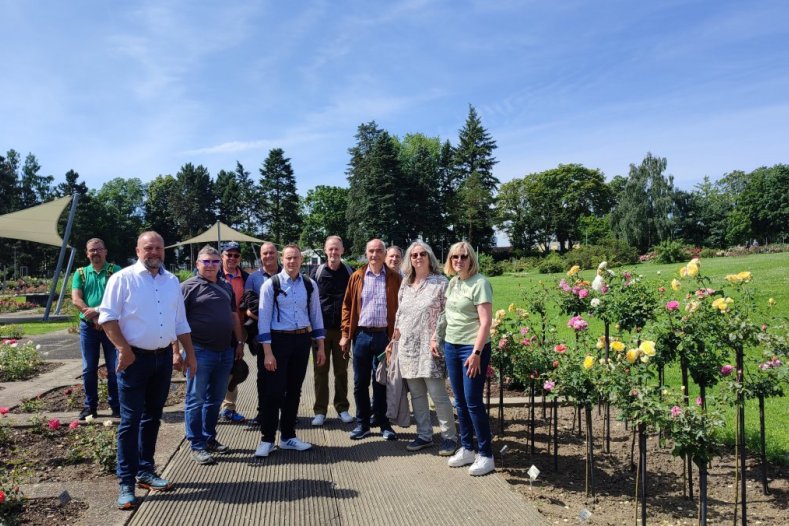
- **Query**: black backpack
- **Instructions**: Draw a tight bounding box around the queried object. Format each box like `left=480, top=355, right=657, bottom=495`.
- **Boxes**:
left=270, top=274, right=314, bottom=323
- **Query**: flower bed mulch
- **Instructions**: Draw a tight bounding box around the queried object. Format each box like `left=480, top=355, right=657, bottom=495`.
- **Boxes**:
left=11, top=497, right=88, bottom=525
left=498, top=404, right=787, bottom=525
left=11, top=379, right=186, bottom=415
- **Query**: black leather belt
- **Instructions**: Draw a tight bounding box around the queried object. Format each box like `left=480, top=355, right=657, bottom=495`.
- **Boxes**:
left=271, top=328, right=310, bottom=335
left=358, top=326, right=387, bottom=333
left=132, top=346, right=171, bottom=355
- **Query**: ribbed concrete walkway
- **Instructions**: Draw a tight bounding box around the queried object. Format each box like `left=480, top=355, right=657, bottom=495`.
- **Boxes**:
left=129, top=355, right=546, bottom=526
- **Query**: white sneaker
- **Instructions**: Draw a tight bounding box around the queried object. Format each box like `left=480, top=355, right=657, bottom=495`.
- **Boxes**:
left=280, top=437, right=312, bottom=451
left=311, top=414, right=326, bottom=426
left=447, top=447, right=476, bottom=467
left=254, top=441, right=274, bottom=457
left=468, top=454, right=495, bottom=476
left=338, top=411, right=354, bottom=423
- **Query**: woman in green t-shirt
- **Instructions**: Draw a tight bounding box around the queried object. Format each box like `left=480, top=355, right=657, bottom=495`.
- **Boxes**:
left=436, top=241, right=494, bottom=476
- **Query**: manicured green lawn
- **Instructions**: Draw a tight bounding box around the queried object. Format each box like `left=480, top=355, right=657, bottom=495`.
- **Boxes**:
left=487, top=252, right=789, bottom=464
left=15, top=321, right=74, bottom=336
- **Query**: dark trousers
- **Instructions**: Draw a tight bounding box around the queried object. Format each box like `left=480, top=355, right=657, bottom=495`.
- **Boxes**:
left=255, top=342, right=267, bottom=418
left=261, top=333, right=311, bottom=443
left=116, top=349, right=172, bottom=485
left=80, top=320, right=120, bottom=413
left=352, top=329, right=388, bottom=429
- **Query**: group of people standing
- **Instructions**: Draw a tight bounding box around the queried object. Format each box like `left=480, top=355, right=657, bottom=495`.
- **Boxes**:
left=71, top=232, right=495, bottom=510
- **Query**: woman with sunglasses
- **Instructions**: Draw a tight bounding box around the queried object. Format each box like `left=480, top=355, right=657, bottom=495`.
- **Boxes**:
left=436, top=241, right=494, bottom=476
left=387, top=241, right=457, bottom=456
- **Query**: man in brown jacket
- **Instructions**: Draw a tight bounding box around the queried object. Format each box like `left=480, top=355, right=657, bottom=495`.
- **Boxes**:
left=340, top=238, right=402, bottom=440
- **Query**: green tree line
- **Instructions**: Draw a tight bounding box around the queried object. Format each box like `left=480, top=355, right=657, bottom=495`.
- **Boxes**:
left=1, top=105, right=787, bottom=277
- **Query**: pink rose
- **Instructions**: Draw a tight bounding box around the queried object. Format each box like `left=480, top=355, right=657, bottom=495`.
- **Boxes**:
left=0, top=407, right=9, bottom=416
left=720, top=364, right=734, bottom=376
left=567, top=315, right=588, bottom=331
left=695, top=396, right=703, bottom=406
left=666, top=300, right=679, bottom=311
left=498, top=338, right=507, bottom=350
left=543, top=380, right=556, bottom=392
left=670, top=406, right=683, bottom=418
left=519, top=327, right=529, bottom=335
left=69, top=420, right=79, bottom=430
left=552, top=360, right=559, bottom=368
left=486, top=365, right=495, bottom=379
left=48, top=418, right=61, bottom=430
left=578, top=288, right=589, bottom=299
left=554, top=344, right=567, bottom=353
left=559, top=279, right=572, bottom=292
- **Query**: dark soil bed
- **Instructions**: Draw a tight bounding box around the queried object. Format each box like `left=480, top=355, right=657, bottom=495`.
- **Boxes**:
left=14, top=497, right=88, bottom=525
left=496, top=404, right=788, bottom=525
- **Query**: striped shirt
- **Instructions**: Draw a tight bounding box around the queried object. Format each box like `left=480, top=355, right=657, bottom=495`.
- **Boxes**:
left=358, top=265, right=388, bottom=327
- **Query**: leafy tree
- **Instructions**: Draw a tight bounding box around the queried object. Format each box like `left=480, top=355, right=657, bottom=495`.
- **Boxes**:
left=258, top=148, right=302, bottom=245
left=144, top=174, right=180, bottom=246
left=299, top=185, right=350, bottom=249
left=453, top=105, right=498, bottom=249
left=55, top=169, right=88, bottom=198
left=345, top=122, right=406, bottom=253
left=435, top=140, right=461, bottom=253
left=496, top=164, right=611, bottom=252
left=739, top=164, right=789, bottom=244
left=0, top=150, right=21, bottom=214
left=93, top=178, right=145, bottom=262
left=18, top=153, right=53, bottom=208
left=171, top=163, right=215, bottom=241
left=609, top=152, right=675, bottom=253
left=396, top=133, right=443, bottom=245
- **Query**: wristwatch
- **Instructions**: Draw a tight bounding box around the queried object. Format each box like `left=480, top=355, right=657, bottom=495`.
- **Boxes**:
left=473, top=349, right=481, bottom=356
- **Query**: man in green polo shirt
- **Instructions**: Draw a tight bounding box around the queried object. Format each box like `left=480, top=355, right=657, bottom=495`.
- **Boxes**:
left=71, top=238, right=123, bottom=420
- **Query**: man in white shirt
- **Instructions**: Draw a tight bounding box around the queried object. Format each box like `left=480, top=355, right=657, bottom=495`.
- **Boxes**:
left=99, top=231, right=197, bottom=510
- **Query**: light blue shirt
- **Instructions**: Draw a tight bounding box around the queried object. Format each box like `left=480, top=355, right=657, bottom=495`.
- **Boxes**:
left=257, top=270, right=325, bottom=344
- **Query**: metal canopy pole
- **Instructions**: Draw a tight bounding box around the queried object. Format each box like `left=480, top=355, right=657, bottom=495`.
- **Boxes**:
left=54, top=247, right=77, bottom=315
left=44, top=193, right=79, bottom=321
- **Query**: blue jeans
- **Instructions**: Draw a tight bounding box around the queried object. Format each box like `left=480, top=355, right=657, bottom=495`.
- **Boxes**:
left=79, top=320, right=119, bottom=412
left=352, top=330, right=388, bottom=429
left=184, top=345, right=234, bottom=450
left=261, top=333, right=311, bottom=443
left=116, top=348, right=173, bottom=485
left=444, top=342, right=493, bottom=457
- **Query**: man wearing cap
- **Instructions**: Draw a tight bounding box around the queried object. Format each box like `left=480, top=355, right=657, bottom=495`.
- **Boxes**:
left=181, top=245, right=245, bottom=465
left=98, top=231, right=197, bottom=510
left=309, top=235, right=354, bottom=426
left=254, top=244, right=326, bottom=457
left=243, top=241, right=281, bottom=426
left=217, top=241, right=250, bottom=423
left=71, top=238, right=122, bottom=420
left=341, top=238, right=402, bottom=441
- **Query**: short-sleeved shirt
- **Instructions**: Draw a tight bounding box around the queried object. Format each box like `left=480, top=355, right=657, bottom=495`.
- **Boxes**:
left=245, top=266, right=281, bottom=295
left=181, top=275, right=236, bottom=352
left=444, top=273, right=493, bottom=345
left=72, top=262, right=122, bottom=320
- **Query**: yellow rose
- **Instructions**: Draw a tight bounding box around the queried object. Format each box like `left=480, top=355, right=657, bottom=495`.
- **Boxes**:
left=508, top=303, right=516, bottom=313
left=671, top=279, right=681, bottom=291
left=517, top=308, right=529, bottom=318
left=625, top=349, right=639, bottom=364
left=736, top=271, right=752, bottom=282
left=679, top=266, right=688, bottom=277
left=639, top=340, right=656, bottom=357
left=768, top=298, right=776, bottom=307
left=611, top=341, right=625, bottom=353
left=686, top=262, right=699, bottom=277
left=583, top=355, right=594, bottom=370
left=567, top=265, right=581, bottom=277
left=685, top=300, right=700, bottom=313
left=725, top=274, right=740, bottom=284
left=596, top=336, right=606, bottom=350
left=640, top=354, right=651, bottom=364
left=711, top=297, right=734, bottom=312
left=495, top=309, right=506, bottom=320
left=689, top=258, right=700, bottom=266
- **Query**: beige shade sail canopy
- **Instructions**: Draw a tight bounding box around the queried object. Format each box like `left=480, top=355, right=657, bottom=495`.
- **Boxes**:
left=0, top=196, right=71, bottom=247
left=166, top=221, right=266, bottom=248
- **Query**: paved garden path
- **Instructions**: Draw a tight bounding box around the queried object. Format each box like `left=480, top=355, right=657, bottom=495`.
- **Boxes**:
left=3, top=329, right=546, bottom=525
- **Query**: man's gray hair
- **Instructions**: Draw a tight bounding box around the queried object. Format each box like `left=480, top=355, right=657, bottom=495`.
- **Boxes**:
left=197, top=245, right=221, bottom=258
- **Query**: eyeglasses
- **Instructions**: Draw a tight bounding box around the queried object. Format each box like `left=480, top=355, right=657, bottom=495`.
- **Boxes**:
left=87, top=248, right=106, bottom=253
left=451, top=254, right=469, bottom=261
left=224, top=253, right=241, bottom=259
left=410, top=252, right=427, bottom=259
left=200, top=259, right=221, bottom=265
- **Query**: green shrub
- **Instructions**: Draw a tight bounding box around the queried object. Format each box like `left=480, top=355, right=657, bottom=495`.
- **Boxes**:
left=653, top=240, right=690, bottom=264
left=69, top=424, right=117, bottom=473
left=478, top=253, right=503, bottom=276
left=0, top=340, right=41, bottom=382
left=499, top=257, right=537, bottom=274
left=175, top=270, right=193, bottom=283
left=0, top=325, right=24, bottom=339
left=699, top=247, right=724, bottom=259
left=537, top=252, right=565, bottom=274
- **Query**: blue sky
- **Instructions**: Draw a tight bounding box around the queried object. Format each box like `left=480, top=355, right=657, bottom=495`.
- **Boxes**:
left=2, top=0, right=788, bottom=194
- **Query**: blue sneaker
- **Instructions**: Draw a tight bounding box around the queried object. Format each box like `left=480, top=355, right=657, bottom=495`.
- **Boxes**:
left=136, top=471, right=174, bottom=491
left=349, top=425, right=372, bottom=440
left=117, top=484, right=137, bottom=510
left=406, top=437, right=433, bottom=451
left=220, top=409, right=246, bottom=423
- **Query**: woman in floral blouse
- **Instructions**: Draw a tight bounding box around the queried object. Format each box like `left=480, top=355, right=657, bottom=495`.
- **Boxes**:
left=388, top=241, right=457, bottom=456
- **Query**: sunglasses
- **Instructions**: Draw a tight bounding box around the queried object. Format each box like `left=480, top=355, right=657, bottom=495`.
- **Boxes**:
left=410, top=251, right=427, bottom=259
left=200, top=259, right=221, bottom=265
left=451, top=254, right=469, bottom=261
left=224, top=253, right=241, bottom=258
